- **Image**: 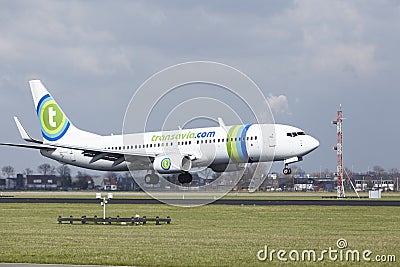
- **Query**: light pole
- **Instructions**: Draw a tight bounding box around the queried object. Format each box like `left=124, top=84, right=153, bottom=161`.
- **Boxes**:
left=96, top=193, right=113, bottom=223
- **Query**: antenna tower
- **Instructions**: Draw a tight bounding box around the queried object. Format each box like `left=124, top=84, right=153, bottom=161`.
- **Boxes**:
left=332, top=105, right=345, bottom=198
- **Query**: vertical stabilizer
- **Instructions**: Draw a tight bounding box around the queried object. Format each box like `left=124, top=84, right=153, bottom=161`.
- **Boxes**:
left=29, top=80, right=99, bottom=145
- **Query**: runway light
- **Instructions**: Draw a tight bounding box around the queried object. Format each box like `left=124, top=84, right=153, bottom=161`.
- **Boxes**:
left=96, top=193, right=113, bottom=224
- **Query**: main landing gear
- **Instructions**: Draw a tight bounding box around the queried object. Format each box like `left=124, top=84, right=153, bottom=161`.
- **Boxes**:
left=178, top=172, right=192, bottom=184
left=145, top=172, right=159, bottom=184
left=144, top=172, right=193, bottom=185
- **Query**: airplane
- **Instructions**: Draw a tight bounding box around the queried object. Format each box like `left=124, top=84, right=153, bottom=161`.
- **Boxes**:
left=0, top=80, right=319, bottom=184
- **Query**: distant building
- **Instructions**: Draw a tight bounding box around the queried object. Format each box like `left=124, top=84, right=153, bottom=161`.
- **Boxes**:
left=0, top=174, right=25, bottom=190
left=26, top=175, right=62, bottom=190
left=294, top=178, right=315, bottom=191
left=353, top=173, right=397, bottom=192
left=117, top=175, right=139, bottom=191
left=102, top=177, right=117, bottom=191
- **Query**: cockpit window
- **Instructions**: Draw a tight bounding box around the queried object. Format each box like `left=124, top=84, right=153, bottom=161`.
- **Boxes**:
left=287, top=132, right=306, bottom=137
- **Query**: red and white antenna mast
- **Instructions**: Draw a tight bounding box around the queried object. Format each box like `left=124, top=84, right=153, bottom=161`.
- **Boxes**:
left=332, top=105, right=345, bottom=198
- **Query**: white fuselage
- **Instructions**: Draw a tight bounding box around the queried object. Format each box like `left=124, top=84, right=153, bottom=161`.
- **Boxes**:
left=40, top=123, right=319, bottom=173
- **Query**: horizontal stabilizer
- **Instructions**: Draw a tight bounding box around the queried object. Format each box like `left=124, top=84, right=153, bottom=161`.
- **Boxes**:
left=14, top=117, right=43, bottom=144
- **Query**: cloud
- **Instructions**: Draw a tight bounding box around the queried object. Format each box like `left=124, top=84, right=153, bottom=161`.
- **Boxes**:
left=266, top=94, right=291, bottom=116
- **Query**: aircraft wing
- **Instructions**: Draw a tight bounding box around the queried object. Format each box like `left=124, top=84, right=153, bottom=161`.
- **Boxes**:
left=0, top=142, right=55, bottom=150
left=48, top=143, right=197, bottom=166
left=0, top=141, right=156, bottom=168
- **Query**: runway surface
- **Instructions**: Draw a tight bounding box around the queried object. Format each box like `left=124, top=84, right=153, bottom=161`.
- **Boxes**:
left=0, top=197, right=399, bottom=206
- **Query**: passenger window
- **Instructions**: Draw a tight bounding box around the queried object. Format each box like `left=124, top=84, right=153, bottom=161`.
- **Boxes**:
left=250, top=137, right=253, bottom=140
left=255, top=136, right=257, bottom=140
left=197, top=140, right=199, bottom=144
left=287, top=133, right=292, bottom=137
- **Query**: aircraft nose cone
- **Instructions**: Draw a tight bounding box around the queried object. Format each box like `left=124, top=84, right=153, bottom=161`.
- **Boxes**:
left=309, top=136, right=320, bottom=151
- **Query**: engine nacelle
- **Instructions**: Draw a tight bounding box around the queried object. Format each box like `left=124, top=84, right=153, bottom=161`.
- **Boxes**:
left=153, top=154, right=192, bottom=174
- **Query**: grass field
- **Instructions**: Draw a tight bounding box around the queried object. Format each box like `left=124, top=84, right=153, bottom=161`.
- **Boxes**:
left=0, top=203, right=398, bottom=266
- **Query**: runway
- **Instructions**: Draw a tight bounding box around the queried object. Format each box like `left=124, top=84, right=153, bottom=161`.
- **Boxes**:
left=0, top=197, right=399, bottom=206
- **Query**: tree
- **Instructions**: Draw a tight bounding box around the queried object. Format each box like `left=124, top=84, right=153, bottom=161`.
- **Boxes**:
left=37, top=163, right=55, bottom=175
left=388, top=168, right=399, bottom=176
left=74, top=171, right=92, bottom=190
left=291, top=165, right=304, bottom=175
left=106, top=172, right=118, bottom=179
left=23, top=168, right=33, bottom=176
left=373, top=165, right=385, bottom=176
left=57, top=165, right=72, bottom=189
left=56, top=165, right=71, bottom=177
left=2, top=165, right=15, bottom=178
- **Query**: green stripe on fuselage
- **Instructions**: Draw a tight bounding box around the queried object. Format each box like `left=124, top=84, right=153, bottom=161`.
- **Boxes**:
left=226, top=125, right=241, bottom=161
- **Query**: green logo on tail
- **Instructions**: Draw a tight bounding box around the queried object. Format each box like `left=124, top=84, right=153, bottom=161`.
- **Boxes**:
left=37, top=94, right=70, bottom=141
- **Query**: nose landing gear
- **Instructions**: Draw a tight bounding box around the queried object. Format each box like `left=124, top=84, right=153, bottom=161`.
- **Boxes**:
left=283, top=166, right=292, bottom=175
left=282, top=156, right=303, bottom=175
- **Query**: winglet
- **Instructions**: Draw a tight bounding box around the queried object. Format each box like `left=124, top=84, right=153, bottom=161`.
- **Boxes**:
left=14, top=117, right=43, bottom=144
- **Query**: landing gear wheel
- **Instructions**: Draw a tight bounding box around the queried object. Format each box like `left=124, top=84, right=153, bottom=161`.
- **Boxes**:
left=283, top=167, right=292, bottom=175
left=145, top=174, right=160, bottom=184
left=178, top=172, right=192, bottom=184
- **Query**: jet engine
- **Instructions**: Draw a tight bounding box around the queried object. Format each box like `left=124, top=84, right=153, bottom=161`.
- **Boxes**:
left=153, top=154, right=192, bottom=174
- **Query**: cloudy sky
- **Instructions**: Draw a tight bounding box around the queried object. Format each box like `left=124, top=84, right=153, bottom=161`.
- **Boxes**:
left=1, top=0, right=399, bottom=175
